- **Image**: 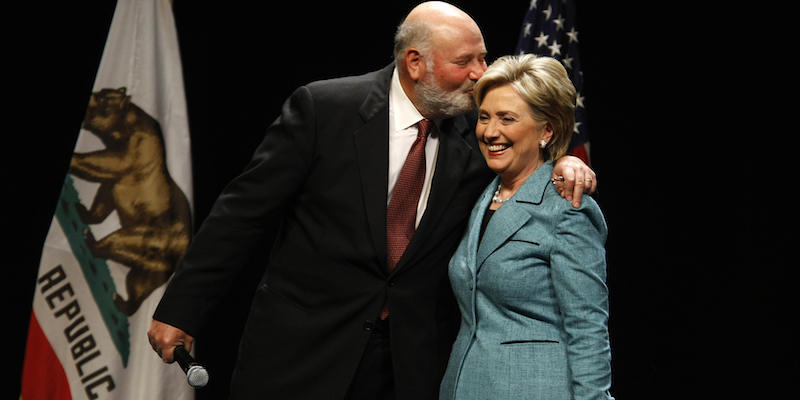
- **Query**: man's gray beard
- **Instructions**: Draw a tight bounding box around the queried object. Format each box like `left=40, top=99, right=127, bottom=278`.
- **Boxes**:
left=416, top=74, right=476, bottom=119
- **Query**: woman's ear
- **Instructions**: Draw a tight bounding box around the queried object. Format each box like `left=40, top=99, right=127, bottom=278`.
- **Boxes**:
left=541, top=123, right=554, bottom=146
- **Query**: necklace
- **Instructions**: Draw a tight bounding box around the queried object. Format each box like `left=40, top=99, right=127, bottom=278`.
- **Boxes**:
left=492, top=183, right=511, bottom=204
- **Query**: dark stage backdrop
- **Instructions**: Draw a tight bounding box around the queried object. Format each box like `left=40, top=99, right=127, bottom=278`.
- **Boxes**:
left=11, top=1, right=791, bottom=399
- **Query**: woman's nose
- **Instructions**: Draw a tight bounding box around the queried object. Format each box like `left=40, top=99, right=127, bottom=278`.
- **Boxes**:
left=483, top=120, right=500, bottom=139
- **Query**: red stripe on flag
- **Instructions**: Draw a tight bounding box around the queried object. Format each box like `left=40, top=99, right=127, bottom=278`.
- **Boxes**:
left=568, top=143, right=591, bottom=167
left=21, top=314, right=72, bottom=400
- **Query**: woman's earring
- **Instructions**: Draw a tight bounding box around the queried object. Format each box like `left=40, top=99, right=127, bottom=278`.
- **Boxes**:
left=540, top=140, right=547, bottom=148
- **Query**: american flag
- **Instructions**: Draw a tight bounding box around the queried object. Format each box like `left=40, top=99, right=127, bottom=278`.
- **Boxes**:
left=515, top=0, right=590, bottom=165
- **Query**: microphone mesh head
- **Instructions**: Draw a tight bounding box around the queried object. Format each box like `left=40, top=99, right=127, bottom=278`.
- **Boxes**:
left=187, top=366, right=209, bottom=388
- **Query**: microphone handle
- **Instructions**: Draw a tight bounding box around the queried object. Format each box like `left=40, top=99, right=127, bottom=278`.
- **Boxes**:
left=173, top=345, right=196, bottom=373
left=173, top=345, right=209, bottom=388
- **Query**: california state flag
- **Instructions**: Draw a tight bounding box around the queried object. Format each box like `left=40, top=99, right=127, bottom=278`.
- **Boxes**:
left=21, top=0, right=194, bottom=398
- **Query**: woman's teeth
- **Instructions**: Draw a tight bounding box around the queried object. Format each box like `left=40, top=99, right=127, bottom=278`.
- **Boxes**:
left=488, top=144, right=510, bottom=152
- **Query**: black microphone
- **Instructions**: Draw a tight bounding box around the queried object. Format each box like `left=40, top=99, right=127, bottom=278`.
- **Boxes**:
left=174, top=345, right=209, bottom=388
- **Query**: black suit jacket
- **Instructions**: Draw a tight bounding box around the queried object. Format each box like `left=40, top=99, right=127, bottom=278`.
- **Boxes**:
left=154, top=64, right=494, bottom=399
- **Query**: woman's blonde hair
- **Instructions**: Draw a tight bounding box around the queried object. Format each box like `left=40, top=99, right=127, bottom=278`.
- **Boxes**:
left=473, top=54, right=577, bottom=161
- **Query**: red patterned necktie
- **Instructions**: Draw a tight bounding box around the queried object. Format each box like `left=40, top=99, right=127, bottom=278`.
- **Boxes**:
left=382, top=119, right=432, bottom=320
left=386, top=119, right=432, bottom=272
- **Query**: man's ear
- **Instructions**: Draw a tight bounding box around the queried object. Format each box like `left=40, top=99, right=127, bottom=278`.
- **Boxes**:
left=404, top=49, right=426, bottom=82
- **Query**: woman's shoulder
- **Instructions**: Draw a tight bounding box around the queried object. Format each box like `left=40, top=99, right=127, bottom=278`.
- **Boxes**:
left=542, top=182, right=606, bottom=233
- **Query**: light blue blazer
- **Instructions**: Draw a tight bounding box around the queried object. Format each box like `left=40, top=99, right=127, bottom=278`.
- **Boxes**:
left=439, top=162, right=614, bottom=400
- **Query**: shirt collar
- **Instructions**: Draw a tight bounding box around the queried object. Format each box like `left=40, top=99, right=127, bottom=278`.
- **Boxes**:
left=390, top=67, right=426, bottom=132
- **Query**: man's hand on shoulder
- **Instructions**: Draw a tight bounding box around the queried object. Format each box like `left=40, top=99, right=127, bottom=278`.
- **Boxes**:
left=552, top=155, right=597, bottom=208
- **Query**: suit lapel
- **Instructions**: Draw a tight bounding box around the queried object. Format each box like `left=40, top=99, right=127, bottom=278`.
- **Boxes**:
left=353, top=64, right=482, bottom=276
left=391, top=115, right=474, bottom=274
left=353, top=64, right=394, bottom=274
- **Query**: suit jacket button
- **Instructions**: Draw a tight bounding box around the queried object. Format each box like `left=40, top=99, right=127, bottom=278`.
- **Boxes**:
left=363, top=320, right=374, bottom=332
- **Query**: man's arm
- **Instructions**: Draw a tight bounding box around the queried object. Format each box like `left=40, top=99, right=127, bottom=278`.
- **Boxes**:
left=148, top=85, right=318, bottom=361
left=552, top=155, right=597, bottom=208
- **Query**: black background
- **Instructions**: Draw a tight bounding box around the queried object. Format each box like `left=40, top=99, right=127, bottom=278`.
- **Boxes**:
left=9, top=1, right=792, bottom=398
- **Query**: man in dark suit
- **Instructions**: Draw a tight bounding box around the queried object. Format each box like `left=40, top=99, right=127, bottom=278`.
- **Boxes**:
left=147, top=2, right=595, bottom=399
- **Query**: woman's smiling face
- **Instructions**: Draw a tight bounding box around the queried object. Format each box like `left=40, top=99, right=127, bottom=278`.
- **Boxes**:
left=476, top=84, right=552, bottom=183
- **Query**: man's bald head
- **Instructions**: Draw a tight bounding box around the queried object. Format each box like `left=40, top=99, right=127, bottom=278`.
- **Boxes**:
left=404, top=1, right=479, bottom=27
left=393, top=1, right=484, bottom=65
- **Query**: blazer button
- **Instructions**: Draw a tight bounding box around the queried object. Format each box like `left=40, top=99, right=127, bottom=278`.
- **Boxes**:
left=363, top=320, right=374, bottom=332
left=388, top=280, right=396, bottom=287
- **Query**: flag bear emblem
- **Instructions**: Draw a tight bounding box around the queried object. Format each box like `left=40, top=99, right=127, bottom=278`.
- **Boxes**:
left=69, top=87, right=192, bottom=316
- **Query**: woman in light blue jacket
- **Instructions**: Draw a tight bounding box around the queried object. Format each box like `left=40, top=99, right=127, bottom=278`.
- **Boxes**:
left=440, top=55, right=613, bottom=400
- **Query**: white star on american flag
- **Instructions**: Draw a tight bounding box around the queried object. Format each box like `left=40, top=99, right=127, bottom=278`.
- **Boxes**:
left=566, top=27, right=579, bottom=43
left=543, top=5, right=552, bottom=20
left=553, top=15, right=565, bottom=30
left=547, top=41, right=561, bottom=56
left=534, top=32, right=549, bottom=48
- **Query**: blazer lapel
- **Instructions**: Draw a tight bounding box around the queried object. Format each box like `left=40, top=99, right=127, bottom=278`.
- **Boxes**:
left=475, top=203, right=531, bottom=274
left=464, top=177, right=496, bottom=277
left=353, top=64, right=394, bottom=273
left=474, top=162, right=554, bottom=273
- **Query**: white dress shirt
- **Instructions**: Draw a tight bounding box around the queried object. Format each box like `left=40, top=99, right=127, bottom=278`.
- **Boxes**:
left=387, top=68, right=440, bottom=228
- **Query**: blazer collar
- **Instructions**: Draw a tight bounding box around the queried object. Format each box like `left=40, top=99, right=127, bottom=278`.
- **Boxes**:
left=474, top=162, right=554, bottom=273
left=508, top=161, right=554, bottom=205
